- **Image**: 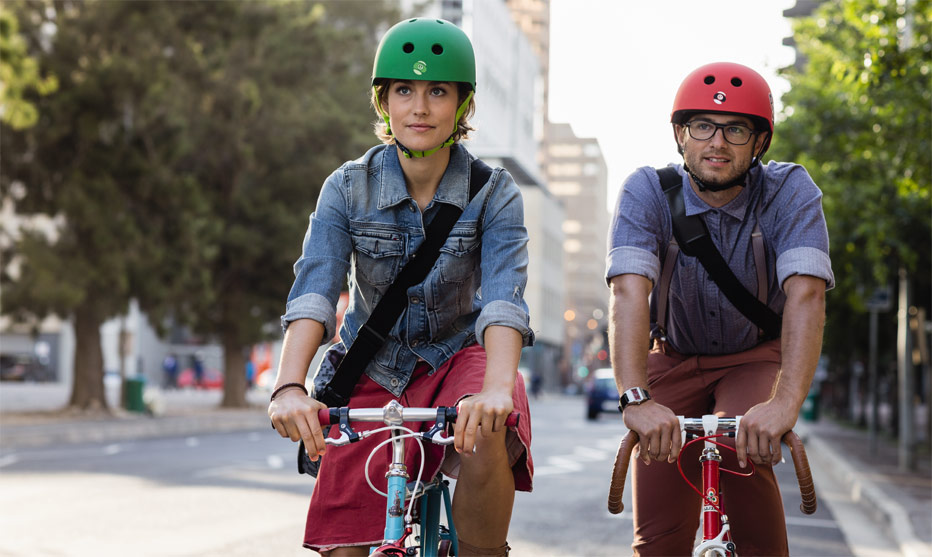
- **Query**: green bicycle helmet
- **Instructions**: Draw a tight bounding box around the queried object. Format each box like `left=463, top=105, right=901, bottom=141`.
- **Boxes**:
left=372, top=18, right=476, bottom=90
left=372, top=18, right=476, bottom=158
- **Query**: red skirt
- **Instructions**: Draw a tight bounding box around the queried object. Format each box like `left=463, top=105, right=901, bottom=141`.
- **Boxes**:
left=303, top=343, right=534, bottom=552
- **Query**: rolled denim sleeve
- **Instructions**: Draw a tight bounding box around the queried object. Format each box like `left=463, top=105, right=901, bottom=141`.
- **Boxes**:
left=605, top=167, right=667, bottom=285
left=281, top=168, right=353, bottom=337
left=475, top=171, right=534, bottom=347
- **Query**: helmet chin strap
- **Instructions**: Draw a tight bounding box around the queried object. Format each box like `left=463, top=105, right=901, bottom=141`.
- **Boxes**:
left=683, top=162, right=750, bottom=192
left=376, top=87, right=473, bottom=159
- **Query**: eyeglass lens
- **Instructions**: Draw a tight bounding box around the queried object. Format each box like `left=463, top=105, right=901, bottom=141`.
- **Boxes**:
left=686, top=121, right=753, bottom=145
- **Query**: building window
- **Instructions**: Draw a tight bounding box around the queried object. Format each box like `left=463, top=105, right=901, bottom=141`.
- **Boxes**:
left=549, top=143, right=583, bottom=157
left=549, top=181, right=581, bottom=195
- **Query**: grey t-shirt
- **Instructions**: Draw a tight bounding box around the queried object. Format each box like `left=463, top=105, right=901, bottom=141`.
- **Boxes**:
left=606, top=162, right=834, bottom=355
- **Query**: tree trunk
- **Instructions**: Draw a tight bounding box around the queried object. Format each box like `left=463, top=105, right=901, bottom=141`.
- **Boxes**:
left=68, top=302, right=109, bottom=412
left=221, top=332, right=248, bottom=408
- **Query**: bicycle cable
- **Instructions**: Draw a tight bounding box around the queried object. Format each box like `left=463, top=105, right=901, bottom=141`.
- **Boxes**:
left=676, top=434, right=755, bottom=515
left=361, top=426, right=428, bottom=526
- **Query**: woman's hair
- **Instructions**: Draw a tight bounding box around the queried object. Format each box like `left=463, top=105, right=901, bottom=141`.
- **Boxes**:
left=370, top=81, right=476, bottom=145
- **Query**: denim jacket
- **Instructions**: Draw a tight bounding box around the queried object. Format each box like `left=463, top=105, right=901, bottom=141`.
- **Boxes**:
left=282, top=143, right=534, bottom=397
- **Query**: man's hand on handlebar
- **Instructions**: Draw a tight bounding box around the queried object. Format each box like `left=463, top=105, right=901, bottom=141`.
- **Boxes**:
left=735, top=399, right=797, bottom=468
left=623, top=401, right=682, bottom=465
left=269, top=390, right=328, bottom=462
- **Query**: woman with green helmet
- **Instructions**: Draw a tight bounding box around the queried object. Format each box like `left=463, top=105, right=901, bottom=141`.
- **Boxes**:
left=269, top=18, right=534, bottom=556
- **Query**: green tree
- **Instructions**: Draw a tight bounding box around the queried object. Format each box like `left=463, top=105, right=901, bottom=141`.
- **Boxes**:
left=169, top=0, right=400, bottom=407
left=771, top=0, right=931, bottom=408
left=1, top=0, right=214, bottom=410
left=1, top=0, right=401, bottom=410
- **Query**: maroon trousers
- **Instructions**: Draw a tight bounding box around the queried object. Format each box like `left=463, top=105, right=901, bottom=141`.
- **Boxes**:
left=631, top=339, right=789, bottom=556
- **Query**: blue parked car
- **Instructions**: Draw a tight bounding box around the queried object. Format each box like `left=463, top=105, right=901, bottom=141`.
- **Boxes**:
left=585, top=367, right=619, bottom=420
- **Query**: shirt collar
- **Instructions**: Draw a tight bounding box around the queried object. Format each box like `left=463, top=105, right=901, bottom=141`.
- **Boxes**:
left=681, top=166, right=751, bottom=221
left=377, top=144, right=471, bottom=211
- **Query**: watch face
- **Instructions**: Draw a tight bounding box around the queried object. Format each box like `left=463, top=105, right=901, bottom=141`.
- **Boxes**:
left=621, top=388, right=650, bottom=410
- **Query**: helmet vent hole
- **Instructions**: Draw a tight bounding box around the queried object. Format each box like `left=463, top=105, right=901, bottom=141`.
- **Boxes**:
left=731, top=77, right=743, bottom=87
left=704, top=75, right=715, bottom=85
left=432, top=44, right=444, bottom=55
left=403, top=42, right=414, bottom=54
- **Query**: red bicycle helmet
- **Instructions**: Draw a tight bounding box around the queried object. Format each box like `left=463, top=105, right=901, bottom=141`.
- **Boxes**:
left=671, top=62, right=774, bottom=155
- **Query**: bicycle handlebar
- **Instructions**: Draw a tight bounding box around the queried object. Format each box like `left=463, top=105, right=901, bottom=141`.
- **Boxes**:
left=607, top=419, right=817, bottom=515
left=317, top=406, right=520, bottom=428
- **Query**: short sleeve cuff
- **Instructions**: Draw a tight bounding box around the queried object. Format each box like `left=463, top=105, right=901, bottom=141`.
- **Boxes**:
left=605, top=246, right=661, bottom=286
left=777, top=247, right=835, bottom=290
left=281, top=292, right=337, bottom=338
left=475, top=300, right=535, bottom=348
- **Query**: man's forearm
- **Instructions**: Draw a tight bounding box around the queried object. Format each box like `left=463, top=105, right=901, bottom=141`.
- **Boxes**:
left=609, top=274, right=653, bottom=391
left=772, top=275, right=826, bottom=409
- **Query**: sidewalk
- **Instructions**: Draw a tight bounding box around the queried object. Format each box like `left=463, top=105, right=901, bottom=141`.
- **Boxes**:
left=0, top=383, right=271, bottom=448
left=794, top=418, right=931, bottom=557
left=1, top=383, right=930, bottom=556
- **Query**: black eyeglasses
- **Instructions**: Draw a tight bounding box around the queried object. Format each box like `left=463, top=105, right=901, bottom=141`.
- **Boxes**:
left=684, top=120, right=756, bottom=145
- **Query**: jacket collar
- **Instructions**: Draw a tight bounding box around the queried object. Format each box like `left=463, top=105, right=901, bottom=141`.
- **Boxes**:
left=378, top=144, right=471, bottom=211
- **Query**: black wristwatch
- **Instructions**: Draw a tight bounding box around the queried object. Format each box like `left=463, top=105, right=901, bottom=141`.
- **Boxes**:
left=618, top=387, right=651, bottom=412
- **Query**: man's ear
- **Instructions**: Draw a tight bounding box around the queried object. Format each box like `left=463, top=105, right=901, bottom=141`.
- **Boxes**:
left=673, top=124, right=686, bottom=151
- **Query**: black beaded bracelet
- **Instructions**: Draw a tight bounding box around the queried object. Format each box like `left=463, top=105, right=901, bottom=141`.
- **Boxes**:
left=270, top=382, right=308, bottom=402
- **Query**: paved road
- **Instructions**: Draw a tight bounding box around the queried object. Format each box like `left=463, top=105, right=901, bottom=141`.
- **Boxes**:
left=0, top=395, right=897, bottom=556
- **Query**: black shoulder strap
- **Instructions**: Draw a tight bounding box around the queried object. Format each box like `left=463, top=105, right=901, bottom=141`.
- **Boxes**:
left=317, top=159, right=493, bottom=406
left=656, top=167, right=782, bottom=340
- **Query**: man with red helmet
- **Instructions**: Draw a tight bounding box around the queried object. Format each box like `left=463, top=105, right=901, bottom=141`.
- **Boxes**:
left=606, top=62, right=833, bottom=555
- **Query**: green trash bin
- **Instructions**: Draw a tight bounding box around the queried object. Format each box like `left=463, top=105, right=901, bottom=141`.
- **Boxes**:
left=125, top=376, right=146, bottom=413
left=801, top=391, right=819, bottom=422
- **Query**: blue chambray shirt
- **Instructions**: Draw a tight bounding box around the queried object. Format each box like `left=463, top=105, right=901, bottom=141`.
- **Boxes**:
left=283, top=143, right=534, bottom=397
left=606, top=162, right=834, bottom=355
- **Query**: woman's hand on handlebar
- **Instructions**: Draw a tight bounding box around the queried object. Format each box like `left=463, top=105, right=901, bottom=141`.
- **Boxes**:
left=454, top=388, right=514, bottom=455
left=622, top=401, right=682, bottom=465
left=269, top=389, right=328, bottom=461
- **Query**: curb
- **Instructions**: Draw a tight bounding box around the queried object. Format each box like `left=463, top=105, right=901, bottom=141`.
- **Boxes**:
left=796, top=423, right=932, bottom=557
left=0, top=409, right=271, bottom=449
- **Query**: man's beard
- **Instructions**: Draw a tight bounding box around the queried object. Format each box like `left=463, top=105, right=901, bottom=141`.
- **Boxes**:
left=685, top=152, right=753, bottom=192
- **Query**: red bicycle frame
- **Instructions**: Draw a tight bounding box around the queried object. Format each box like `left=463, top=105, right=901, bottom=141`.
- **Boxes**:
left=608, top=415, right=817, bottom=557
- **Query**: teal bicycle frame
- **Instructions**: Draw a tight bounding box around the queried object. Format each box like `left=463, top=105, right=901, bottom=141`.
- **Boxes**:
left=382, top=425, right=458, bottom=556
left=321, top=401, right=501, bottom=556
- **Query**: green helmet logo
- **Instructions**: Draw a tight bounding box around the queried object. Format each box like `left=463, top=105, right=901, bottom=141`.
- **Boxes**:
left=372, top=18, right=476, bottom=90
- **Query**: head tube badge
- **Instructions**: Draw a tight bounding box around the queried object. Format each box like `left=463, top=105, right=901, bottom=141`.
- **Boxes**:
left=413, top=60, right=427, bottom=76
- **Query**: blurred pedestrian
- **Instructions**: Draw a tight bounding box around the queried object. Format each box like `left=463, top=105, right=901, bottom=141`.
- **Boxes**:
left=162, top=354, right=178, bottom=389
left=191, top=353, right=204, bottom=389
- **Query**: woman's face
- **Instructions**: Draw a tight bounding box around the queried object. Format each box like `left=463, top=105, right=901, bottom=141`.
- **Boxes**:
left=384, top=80, right=459, bottom=154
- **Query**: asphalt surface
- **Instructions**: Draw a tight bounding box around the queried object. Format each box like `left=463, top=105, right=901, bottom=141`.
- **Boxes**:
left=1, top=382, right=929, bottom=556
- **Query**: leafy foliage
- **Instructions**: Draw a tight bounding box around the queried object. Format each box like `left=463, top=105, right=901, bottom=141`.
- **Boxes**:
left=0, top=5, right=58, bottom=129
left=771, top=0, right=931, bottom=371
left=1, top=0, right=401, bottom=408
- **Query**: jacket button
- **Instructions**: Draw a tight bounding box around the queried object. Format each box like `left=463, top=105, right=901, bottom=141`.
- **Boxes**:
left=410, top=296, right=419, bottom=304
left=411, top=339, right=420, bottom=347
left=390, top=378, right=399, bottom=387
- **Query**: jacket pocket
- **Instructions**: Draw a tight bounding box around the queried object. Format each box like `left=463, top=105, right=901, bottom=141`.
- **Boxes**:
left=353, top=231, right=404, bottom=286
left=438, top=224, right=480, bottom=284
